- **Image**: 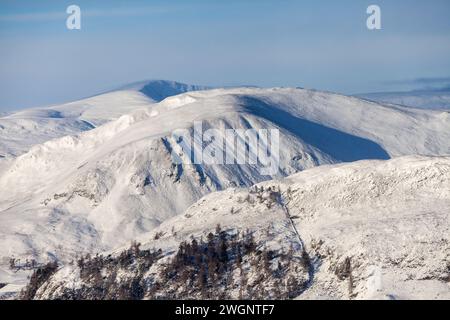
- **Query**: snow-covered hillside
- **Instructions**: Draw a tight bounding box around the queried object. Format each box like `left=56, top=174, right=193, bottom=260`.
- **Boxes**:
left=0, top=80, right=207, bottom=161
left=0, top=86, right=449, bottom=296
left=25, top=156, right=450, bottom=300
left=357, top=88, right=450, bottom=110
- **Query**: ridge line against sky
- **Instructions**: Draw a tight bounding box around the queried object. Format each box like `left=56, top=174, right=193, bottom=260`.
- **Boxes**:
left=1, top=0, right=450, bottom=111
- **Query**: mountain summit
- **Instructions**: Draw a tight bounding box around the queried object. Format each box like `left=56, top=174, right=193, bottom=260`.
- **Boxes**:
left=0, top=80, right=208, bottom=160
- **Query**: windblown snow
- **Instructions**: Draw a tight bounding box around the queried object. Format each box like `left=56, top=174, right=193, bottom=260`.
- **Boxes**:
left=0, top=83, right=449, bottom=299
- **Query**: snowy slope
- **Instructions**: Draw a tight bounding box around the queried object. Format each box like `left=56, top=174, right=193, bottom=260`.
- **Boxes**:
left=0, top=80, right=207, bottom=160
left=0, top=87, right=449, bottom=291
left=357, top=88, right=450, bottom=110
left=29, top=156, right=450, bottom=300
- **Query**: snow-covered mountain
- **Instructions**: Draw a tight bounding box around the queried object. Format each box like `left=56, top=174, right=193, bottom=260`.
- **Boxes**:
left=357, top=88, right=450, bottom=110
left=0, top=85, right=449, bottom=297
left=23, top=156, right=450, bottom=300
left=0, top=80, right=208, bottom=161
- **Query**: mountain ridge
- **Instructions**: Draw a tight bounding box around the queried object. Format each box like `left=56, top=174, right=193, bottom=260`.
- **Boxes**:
left=20, top=155, right=450, bottom=300
left=0, top=84, right=449, bottom=298
left=0, top=80, right=209, bottom=161
left=357, top=88, right=450, bottom=110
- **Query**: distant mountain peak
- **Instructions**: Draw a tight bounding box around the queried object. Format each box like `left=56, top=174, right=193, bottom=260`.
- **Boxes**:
left=118, top=79, right=211, bottom=102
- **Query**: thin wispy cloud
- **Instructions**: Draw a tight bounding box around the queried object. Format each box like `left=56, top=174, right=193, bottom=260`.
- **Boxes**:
left=0, top=6, right=175, bottom=23
left=0, top=12, right=64, bottom=22
left=385, top=77, right=450, bottom=85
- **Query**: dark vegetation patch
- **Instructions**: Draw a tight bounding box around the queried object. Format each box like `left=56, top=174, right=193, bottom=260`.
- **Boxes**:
left=23, top=226, right=309, bottom=300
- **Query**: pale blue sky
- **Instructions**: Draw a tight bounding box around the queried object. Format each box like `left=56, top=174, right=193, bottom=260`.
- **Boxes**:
left=1, top=0, right=450, bottom=111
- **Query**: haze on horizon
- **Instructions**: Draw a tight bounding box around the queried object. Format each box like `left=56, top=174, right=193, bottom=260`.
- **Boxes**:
left=1, top=0, right=450, bottom=111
